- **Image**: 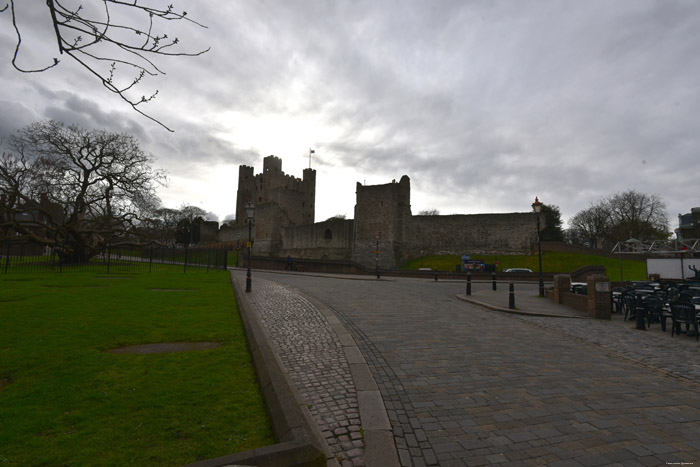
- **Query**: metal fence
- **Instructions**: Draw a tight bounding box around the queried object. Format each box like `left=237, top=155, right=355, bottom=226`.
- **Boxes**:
left=0, top=241, right=229, bottom=273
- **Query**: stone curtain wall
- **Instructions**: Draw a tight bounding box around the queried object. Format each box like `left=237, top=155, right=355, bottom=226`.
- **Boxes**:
left=401, top=212, right=538, bottom=264
left=281, top=218, right=355, bottom=261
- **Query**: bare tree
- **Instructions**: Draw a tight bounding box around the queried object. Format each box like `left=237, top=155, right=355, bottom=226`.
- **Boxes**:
left=606, top=189, right=669, bottom=242
left=568, top=204, right=611, bottom=249
left=567, top=189, right=670, bottom=249
left=2, top=1, right=209, bottom=131
left=0, top=120, right=166, bottom=263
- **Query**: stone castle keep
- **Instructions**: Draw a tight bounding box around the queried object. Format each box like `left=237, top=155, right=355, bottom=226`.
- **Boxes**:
left=217, top=155, right=541, bottom=268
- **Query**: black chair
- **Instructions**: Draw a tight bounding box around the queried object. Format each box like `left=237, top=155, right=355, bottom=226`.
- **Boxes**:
left=611, top=286, right=625, bottom=314
left=644, top=295, right=665, bottom=328
left=622, top=291, right=640, bottom=321
left=670, top=302, right=699, bottom=340
left=664, top=286, right=678, bottom=303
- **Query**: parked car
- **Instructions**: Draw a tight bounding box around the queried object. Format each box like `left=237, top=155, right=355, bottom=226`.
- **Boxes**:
left=503, top=268, right=532, bottom=273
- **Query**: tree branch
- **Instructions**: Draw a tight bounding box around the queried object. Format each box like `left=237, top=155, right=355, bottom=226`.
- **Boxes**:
left=3, top=1, right=209, bottom=131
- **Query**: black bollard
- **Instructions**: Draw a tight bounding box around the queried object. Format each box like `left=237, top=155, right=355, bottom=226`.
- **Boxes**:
left=492, top=272, right=497, bottom=291
left=635, top=294, right=646, bottom=330
left=466, top=271, right=472, bottom=296
left=434, top=268, right=438, bottom=281
left=509, top=281, right=515, bottom=309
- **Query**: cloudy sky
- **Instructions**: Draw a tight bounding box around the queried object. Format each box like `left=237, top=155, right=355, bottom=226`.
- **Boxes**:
left=2, top=1, right=699, bottom=231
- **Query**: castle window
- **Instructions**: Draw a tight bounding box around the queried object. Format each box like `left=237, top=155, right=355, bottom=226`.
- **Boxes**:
left=324, top=229, right=333, bottom=240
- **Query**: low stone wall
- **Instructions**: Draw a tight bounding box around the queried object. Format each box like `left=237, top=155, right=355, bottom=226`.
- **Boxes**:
left=250, top=256, right=372, bottom=275
left=560, top=291, right=588, bottom=313
left=550, top=273, right=611, bottom=319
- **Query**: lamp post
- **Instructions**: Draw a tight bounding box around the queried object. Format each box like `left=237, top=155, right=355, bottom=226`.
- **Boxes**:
left=236, top=232, right=240, bottom=268
left=245, top=202, right=255, bottom=293
left=532, top=197, right=545, bottom=297
left=375, top=232, right=381, bottom=279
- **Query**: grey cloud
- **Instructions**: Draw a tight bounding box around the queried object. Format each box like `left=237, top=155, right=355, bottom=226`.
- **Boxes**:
left=2, top=0, right=700, bottom=225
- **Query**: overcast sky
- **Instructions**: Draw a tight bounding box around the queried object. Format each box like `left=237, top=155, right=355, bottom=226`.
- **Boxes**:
left=2, top=1, right=699, bottom=232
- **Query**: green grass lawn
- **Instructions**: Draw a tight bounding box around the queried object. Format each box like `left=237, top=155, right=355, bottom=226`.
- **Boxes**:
left=402, top=251, right=648, bottom=281
left=0, top=270, right=274, bottom=466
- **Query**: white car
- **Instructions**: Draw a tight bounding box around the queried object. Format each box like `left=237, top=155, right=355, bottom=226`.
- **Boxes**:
left=503, top=268, right=532, bottom=273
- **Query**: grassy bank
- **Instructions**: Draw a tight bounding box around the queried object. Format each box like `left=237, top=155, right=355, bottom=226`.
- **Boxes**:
left=0, top=270, right=274, bottom=466
left=401, top=251, right=648, bottom=281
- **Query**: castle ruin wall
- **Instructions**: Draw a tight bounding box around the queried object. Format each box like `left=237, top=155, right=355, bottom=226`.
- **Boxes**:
left=280, top=218, right=354, bottom=261
left=403, top=213, right=538, bottom=265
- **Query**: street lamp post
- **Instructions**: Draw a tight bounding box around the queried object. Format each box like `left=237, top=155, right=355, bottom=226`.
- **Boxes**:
left=245, top=202, right=255, bottom=293
left=236, top=233, right=240, bottom=268
left=532, top=197, right=545, bottom=297
left=375, top=232, right=381, bottom=279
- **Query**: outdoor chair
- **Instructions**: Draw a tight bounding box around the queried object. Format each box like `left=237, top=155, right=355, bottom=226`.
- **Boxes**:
left=611, top=286, right=625, bottom=314
left=670, top=302, right=699, bottom=340
left=664, top=286, right=678, bottom=302
left=643, top=295, right=665, bottom=328
left=622, top=291, right=638, bottom=321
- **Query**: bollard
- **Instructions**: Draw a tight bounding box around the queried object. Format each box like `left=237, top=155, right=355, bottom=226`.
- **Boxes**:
left=635, top=294, right=646, bottom=330
left=434, top=268, right=438, bottom=281
left=492, top=272, right=497, bottom=291
left=466, top=271, right=472, bottom=296
left=509, top=281, right=515, bottom=309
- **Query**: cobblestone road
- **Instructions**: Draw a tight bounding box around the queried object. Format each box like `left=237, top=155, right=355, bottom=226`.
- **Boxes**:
left=243, top=277, right=365, bottom=466
left=255, top=272, right=700, bottom=467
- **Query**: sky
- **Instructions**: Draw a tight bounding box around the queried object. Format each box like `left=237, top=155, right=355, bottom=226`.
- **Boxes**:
left=1, top=0, right=699, bottom=232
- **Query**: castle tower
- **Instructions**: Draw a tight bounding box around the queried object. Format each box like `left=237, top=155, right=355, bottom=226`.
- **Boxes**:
left=351, top=175, right=411, bottom=268
left=234, top=156, right=316, bottom=255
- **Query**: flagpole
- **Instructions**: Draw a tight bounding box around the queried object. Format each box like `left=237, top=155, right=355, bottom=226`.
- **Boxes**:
left=309, top=148, right=315, bottom=169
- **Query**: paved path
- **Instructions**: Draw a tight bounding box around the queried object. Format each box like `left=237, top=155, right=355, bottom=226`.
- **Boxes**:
left=236, top=270, right=700, bottom=466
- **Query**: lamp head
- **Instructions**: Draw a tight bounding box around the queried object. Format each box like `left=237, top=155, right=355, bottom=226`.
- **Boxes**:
left=532, top=197, right=543, bottom=214
left=245, top=201, right=255, bottom=220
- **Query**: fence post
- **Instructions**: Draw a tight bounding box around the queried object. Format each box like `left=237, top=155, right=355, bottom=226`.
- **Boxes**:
left=223, top=250, right=228, bottom=270
left=492, top=272, right=497, bottom=291
left=149, top=243, right=154, bottom=273
left=107, top=243, right=111, bottom=274
left=184, top=245, right=188, bottom=273
left=4, top=241, right=10, bottom=273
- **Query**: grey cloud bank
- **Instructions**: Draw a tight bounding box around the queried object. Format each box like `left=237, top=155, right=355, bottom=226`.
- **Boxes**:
left=1, top=0, right=699, bottom=230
